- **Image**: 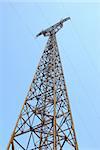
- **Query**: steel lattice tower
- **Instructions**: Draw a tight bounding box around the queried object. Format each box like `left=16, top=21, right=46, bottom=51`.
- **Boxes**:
left=7, top=17, right=78, bottom=150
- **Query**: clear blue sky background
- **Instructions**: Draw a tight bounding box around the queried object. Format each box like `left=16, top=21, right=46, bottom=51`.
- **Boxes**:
left=0, top=1, right=100, bottom=149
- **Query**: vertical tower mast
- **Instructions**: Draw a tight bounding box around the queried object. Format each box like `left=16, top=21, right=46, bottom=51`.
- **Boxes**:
left=7, top=17, right=78, bottom=150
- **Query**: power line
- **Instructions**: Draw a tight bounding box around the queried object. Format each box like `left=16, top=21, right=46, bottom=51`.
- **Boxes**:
left=70, top=20, right=100, bottom=78
left=8, top=2, right=33, bottom=37
left=61, top=2, right=100, bottom=80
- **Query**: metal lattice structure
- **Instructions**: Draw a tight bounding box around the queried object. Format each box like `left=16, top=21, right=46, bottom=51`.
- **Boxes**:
left=7, top=17, right=78, bottom=150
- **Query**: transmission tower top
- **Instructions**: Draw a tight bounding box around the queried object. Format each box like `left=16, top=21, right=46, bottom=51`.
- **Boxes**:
left=36, top=17, right=71, bottom=37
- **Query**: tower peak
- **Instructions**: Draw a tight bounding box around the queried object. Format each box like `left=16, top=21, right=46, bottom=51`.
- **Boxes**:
left=36, top=17, right=71, bottom=37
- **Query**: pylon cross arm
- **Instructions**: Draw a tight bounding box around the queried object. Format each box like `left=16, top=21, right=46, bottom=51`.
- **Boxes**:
left=36, top=17, right=71, bottom=37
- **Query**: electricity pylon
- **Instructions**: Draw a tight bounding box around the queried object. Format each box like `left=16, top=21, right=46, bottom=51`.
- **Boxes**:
left=7, top=17, right=78, bottom=150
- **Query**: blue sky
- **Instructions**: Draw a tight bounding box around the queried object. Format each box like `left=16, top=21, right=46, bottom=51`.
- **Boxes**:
left=0, top=1, right=100, bottom=149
